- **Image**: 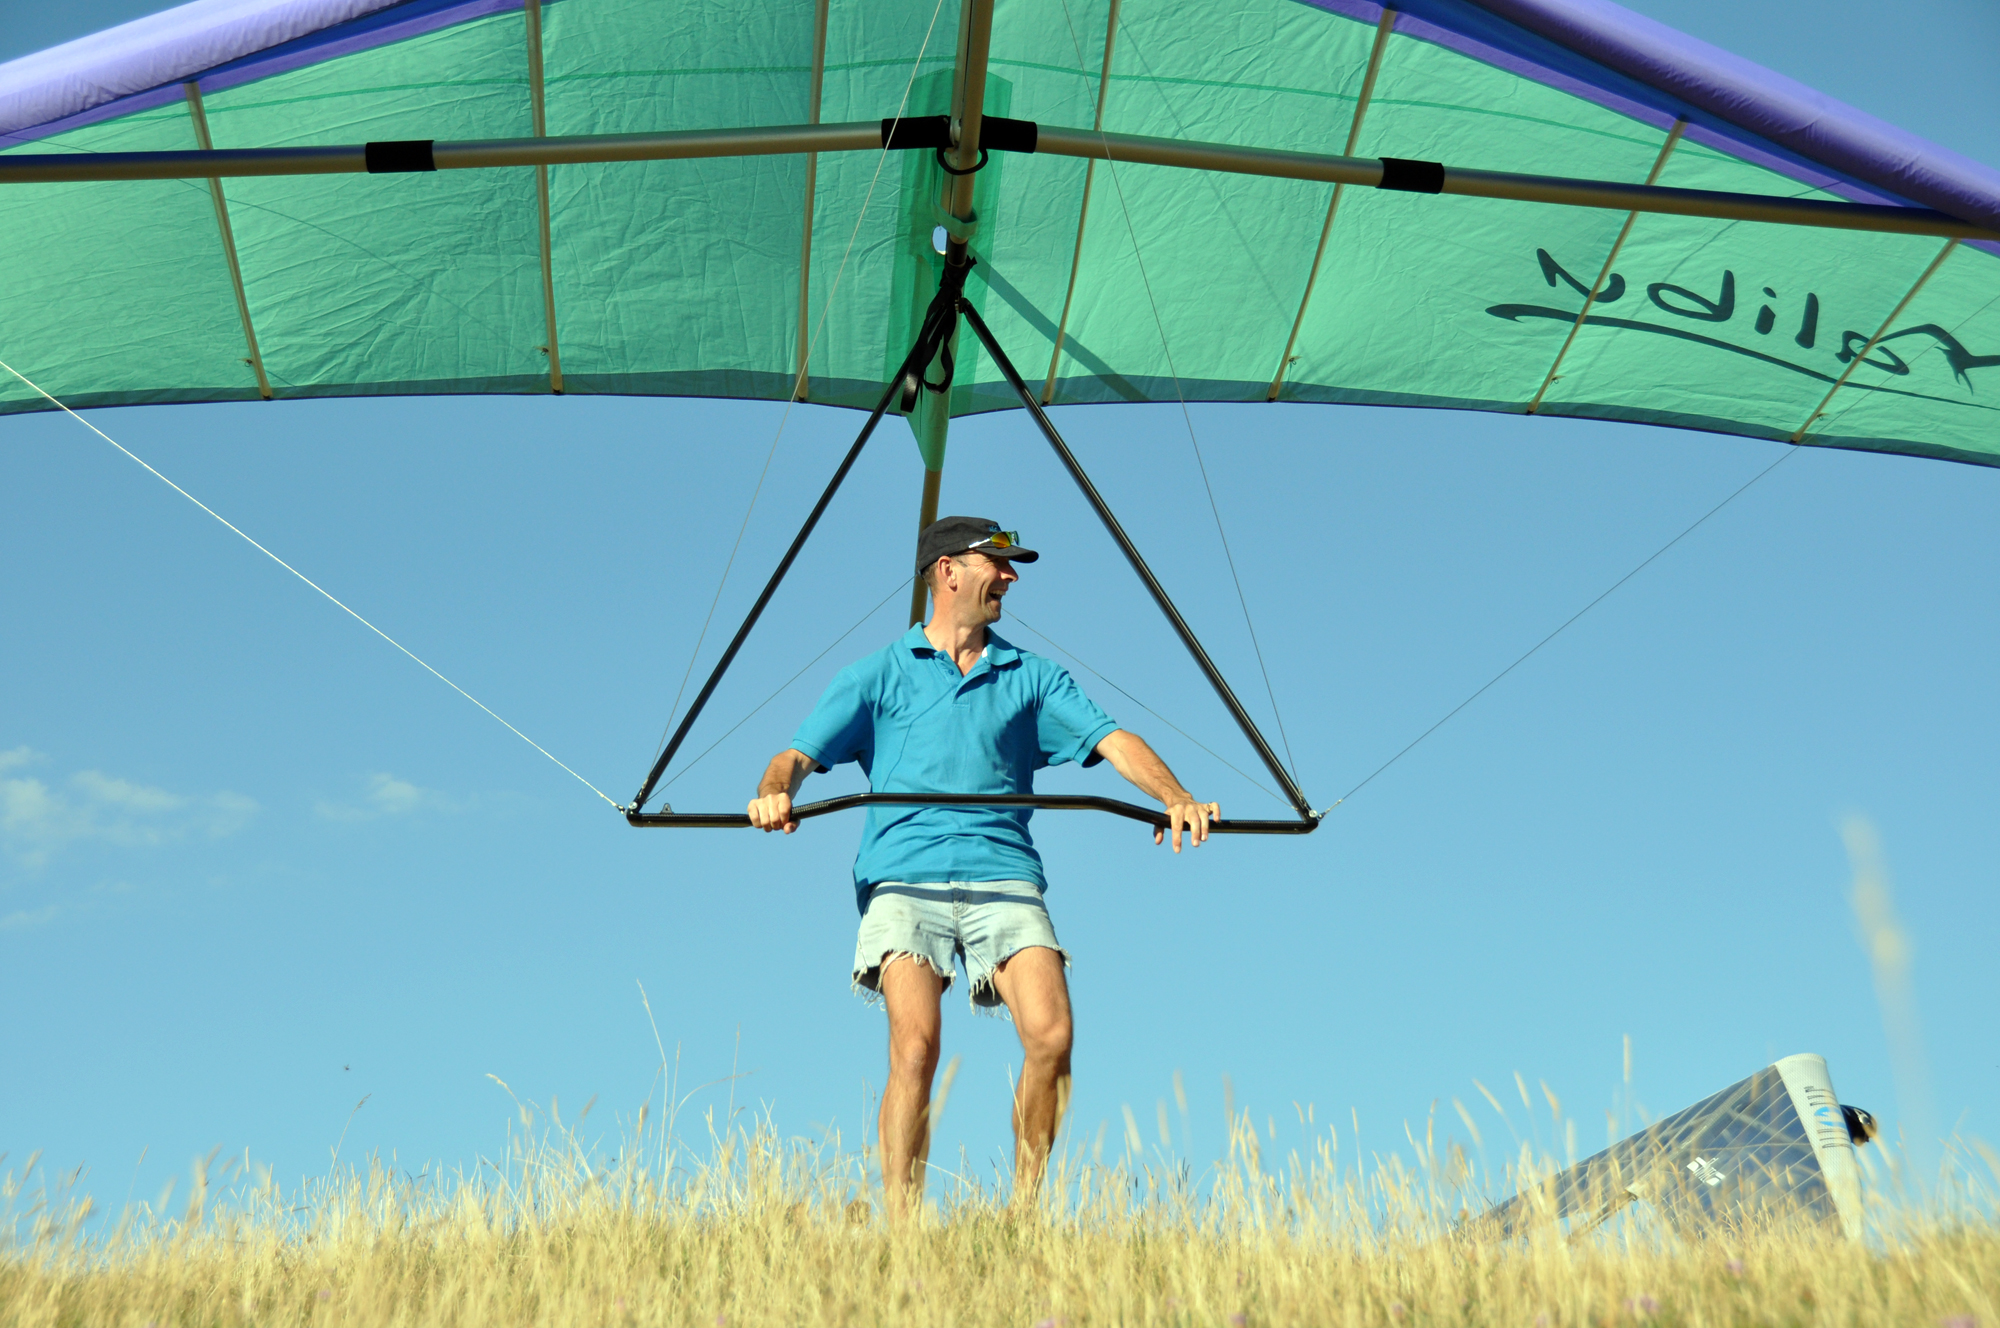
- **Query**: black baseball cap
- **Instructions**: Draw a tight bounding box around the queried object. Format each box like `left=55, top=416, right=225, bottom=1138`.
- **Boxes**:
left=915, top=516, right=1040, bottom=572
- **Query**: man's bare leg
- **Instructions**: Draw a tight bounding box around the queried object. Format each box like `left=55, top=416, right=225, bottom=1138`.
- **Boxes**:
left=991, top=946, right=1073, bottom=1206
left=877, top=954, right=945, bottom=1221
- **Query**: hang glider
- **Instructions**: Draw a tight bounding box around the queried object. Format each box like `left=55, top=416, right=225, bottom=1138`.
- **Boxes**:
left=1476, top=1053, right=1875, bottom=1241
left=4, top=0, right=1996, bottom=822
left=3, top=0, right=1995, bottom=461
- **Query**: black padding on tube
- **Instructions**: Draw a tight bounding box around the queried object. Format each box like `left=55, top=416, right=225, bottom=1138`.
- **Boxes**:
left=881, top=115, right=951, bottom=150
left=881, top=114, right=1037, bottom=154
left=364, top=140, right=436, bottom=173
left=1377, top=157, right=1444, bottom=193
left=978, top=115, right=1038, bottom=154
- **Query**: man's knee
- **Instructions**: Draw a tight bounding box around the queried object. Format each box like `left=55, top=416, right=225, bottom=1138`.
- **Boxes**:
left=1018, top=1009, right=1073, bottom=1065
left=884, top=958, right=943, bottom=1081
left=888, top=1021, right=941, bottom=1078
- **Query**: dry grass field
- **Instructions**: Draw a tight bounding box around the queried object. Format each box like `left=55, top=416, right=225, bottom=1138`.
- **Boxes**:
left=4, top=1095, right=1995, bottom=1328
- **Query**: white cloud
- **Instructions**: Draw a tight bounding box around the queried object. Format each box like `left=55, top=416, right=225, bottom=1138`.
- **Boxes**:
left=0, top=903, right=59, bottom=931
left=367, top=774, right=425, bottom=815
left=315, top=773, right=459, bottom=822
left=70, top=769, right=187, bottom=814
left=0, top=747, right=258, bottom=868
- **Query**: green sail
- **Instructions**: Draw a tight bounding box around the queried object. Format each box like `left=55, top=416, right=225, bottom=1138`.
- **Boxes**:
left=2, top=0, right=1995, bottom=465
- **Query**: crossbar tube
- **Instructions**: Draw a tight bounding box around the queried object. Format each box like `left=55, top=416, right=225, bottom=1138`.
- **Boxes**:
left=0, top=123, right=882, bottom=184
left=3, top=117, right=1992, bottom=241
left=1031, top=126, right=2000, bottom=240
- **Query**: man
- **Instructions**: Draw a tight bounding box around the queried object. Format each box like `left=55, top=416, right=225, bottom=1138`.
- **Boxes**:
left=748, top=515, right=1218, bottom=1217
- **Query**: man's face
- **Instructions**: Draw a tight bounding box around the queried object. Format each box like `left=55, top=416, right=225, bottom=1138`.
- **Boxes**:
left=943, top=551, right=1020, bottom=623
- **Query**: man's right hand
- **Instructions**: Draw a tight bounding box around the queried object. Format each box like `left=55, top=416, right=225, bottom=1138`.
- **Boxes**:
left=751, top=748, right=815, bottom=833
left=748, top=789, right=799, bottom=833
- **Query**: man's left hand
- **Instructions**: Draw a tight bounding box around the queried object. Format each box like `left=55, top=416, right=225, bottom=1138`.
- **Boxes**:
left=1155, top=798, right=1219, bottom=852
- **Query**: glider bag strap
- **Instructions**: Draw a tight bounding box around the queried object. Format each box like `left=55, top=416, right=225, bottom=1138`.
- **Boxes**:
left=627, top=260, right=975, bottom=814
left=956, top=298, right=1318, bottom=824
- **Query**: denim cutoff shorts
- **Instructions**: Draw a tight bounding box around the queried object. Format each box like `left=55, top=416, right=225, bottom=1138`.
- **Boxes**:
left=852, top=880, right=1068, bottom=1012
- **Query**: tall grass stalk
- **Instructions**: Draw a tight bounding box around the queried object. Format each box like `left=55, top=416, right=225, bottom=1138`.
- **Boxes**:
left=4, top=1096, right=1996, bottom=1327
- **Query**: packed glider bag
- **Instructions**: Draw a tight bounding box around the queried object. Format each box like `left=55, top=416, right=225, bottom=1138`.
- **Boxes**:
left=1479, top=1053, right=1875, bottom=1241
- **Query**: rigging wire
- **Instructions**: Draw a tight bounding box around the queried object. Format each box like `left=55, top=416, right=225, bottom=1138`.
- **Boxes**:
left=0, top=353, right=623, bottom=811
left=1005, top=612, right=1286, bottom=806
left=1052, top=0, right=1301, bottom=786
left=1321, top=444, right=1801, bottom=815
left=653, top=0, right=954, bottom=762
left=656, top=577, right=910, bottom=794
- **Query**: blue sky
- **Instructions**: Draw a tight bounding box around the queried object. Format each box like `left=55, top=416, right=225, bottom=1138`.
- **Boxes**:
left=4, top=0, right=1998, bottom=1214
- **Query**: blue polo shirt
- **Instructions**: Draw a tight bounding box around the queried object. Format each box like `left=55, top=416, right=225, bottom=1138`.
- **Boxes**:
left=790, top=625, right=1119, bottom=908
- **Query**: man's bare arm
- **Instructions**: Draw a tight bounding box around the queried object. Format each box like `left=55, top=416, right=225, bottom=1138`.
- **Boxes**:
left=748, top=748, right=817, bottom=833
left=1093, top=729, right=1218, bottom=852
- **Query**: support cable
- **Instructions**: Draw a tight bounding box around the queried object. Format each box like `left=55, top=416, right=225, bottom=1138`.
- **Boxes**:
left=628, top=266, right=1315, bottom=833
left=654, top=576, right=909, bottom=797
left=652, top=0, right=952, bottom=762
left=1320, top=443, right=1798, bottom=815
left=0, top=353, right=621, bottom=809
left=957, top=298, right=1315, bottom=820
left=1006, top=612, right=1286, bottom=806
left=1054, top=0, right=1300, bottom=785
left=630, top=264, right=974, bottom=814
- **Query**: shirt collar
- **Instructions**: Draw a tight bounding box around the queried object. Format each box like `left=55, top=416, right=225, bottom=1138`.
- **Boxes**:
left=901, top=623, right=1021, bottom=668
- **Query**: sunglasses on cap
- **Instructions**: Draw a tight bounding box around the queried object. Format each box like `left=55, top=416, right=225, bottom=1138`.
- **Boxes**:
left=967, top=529, right=1021, bottom=551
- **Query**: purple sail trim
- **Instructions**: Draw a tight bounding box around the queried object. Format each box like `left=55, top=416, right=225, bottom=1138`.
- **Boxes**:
left=0, top=0, right=403, bottom=138
left=1468, top=0, right=2000, bottom=231
left=193, top=0, right=521, bottom=100
left=0, top=0, right=521, bottom=148
left=1293, top=0, right=2000, bottom=235
left=0, top=83, right=191, bottom=148
left=1295, top=0, right=1897, bottom=207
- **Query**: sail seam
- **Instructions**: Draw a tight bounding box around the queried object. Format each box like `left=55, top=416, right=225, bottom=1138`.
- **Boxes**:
left=1791, top=238, right=1960, bottom=443
left=1266, top=7, right=1397, bottom=402
left=183, top=82, right=272, bottom=402
left=1040, top=0, right=1121, bottom=406
left=1526, top=118, right=1685, bottom=414
left=526, top=0, right=563, bottom=393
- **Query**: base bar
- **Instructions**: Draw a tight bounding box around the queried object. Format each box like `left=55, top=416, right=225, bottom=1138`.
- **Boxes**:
left=627, top=792, right=1316, bottom=832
